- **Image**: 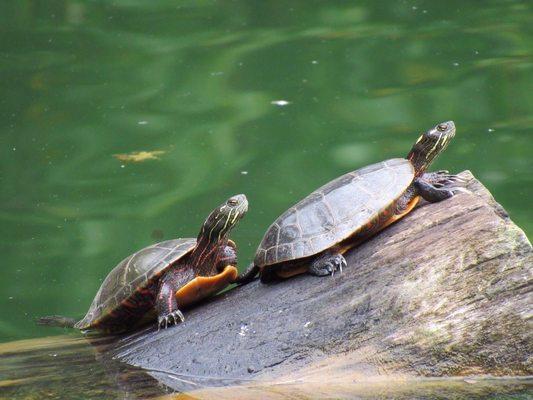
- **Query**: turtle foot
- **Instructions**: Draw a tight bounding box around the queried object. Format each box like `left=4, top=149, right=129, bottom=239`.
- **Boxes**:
left=309, top=253, right=346, bottom=277
left=440, top=186, right=471, bottom=197
left=429, top=173, right=470, bottom=196
left=416, top=177, right=470, bottom=202
left=417, top=172, right=471, bottom=203
left=425, top=171, right=468, bottom=188
left=158, top=309, right=185, bottom=330
left=433, top=176, right=468, bottom=188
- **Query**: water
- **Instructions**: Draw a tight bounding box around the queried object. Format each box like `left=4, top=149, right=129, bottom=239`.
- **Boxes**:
left=0, top=336, right=531, bottom=399
left=1, top=0, right=531, bottom=398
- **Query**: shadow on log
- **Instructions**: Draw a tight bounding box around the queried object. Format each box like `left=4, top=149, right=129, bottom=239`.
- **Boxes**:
left=109, top=171, right=532, bottom=392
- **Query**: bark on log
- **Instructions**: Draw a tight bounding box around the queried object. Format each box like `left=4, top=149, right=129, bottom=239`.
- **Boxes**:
left=109, top=171, right=532, bottom=391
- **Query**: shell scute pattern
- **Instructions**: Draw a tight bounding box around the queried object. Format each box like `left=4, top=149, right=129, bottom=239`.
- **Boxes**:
left=298, top=196, right=336, bottom=237
left=256, top=159, right=414, bottom=267
left=75, top=238, right=196, bottom=329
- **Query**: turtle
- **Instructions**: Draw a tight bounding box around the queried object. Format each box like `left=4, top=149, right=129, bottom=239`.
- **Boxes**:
left=39, top=194, right=248, bottom=333
left=237, top=121, right=465, bottom=283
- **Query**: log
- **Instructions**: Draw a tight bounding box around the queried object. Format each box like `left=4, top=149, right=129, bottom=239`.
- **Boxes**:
left=109, top=171, right=532, bottom=392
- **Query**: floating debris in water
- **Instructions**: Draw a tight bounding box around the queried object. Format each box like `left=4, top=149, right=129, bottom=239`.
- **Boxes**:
left=271, top=100, right=291, bottom=106
left=137, top=120, right=148, bottom=125
left=241, top=171, right=248, bottom=175
left=453, top=62, right=460, bottom=67
left=488, top=128, right=495, bottom=132
left=311, top=60, right=318, bottom=64
left=113, top=150, right=165, bottom=163
left=304, top=321, right=311, bottom=328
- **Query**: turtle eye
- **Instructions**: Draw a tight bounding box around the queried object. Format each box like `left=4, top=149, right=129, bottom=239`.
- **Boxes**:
left=227, top=198, right=239, bottom=206
left=437, top=123, right=448, bottom=132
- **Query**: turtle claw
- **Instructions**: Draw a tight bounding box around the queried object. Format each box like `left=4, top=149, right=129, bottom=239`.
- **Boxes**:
left=330, top=262, right=336, bottom=276
left=426, top=171, right=467, bottom=186
left=338, top=257, right=347, bottom=274
left=425, top=172, right=469, bottom=197
left=434, top=186, right=471, bottom=201
left=437, top=175, right=465, bottom=184
left=309, top=253, right=346, bottom=277
left=447, top=176, right=467, bottom=184
left=157, top=309, right=185, bottom=331
left=448, top=186, right=471, bottom=195
left=433, top=177, right=465, bottom=188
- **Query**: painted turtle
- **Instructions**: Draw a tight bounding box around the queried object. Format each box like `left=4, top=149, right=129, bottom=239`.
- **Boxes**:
left=39, top=194, right=248, bottom=332
left=237, top=121, right=464, bottom=283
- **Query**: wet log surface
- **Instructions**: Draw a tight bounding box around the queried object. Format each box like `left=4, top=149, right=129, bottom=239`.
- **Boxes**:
left=108, top=171, right=532, bottom=391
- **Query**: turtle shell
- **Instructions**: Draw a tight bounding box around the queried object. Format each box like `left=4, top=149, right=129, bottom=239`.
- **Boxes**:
left=255, top=158, right=415, bottom=267
left=75, top=238, right=196, bottom=331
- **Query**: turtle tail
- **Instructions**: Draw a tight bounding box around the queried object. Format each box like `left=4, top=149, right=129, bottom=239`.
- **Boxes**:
left=36, top=315, right=77, bottom=328
left=235, top=263, right=260, bottom=285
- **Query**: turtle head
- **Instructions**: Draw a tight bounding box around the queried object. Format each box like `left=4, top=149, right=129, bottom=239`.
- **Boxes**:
left=407, top=121, right=455, bottom=175
left=198, top=194, right=248, bottom=243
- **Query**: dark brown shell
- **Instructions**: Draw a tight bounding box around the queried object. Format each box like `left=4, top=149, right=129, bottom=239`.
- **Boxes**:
left=255, top=158, right=414, bottom=267
left=75, top=238, right=196, bottom=330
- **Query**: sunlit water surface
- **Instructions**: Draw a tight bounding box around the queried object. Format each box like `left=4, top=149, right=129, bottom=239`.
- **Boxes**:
left=0, top=336, right=531, bottom=399
left=1, top=0, right=532, bottom=398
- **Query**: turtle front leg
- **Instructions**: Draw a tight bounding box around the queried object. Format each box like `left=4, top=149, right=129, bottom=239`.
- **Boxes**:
left=415, top=174, right=468, bottom=203
left=308, top=252, right=347, bottom=277
left=156, top=268, right=194, bottom=330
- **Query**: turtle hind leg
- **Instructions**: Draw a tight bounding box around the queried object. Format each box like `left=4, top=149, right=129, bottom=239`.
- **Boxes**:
left=235, top=263, right=260, bottom=285
left=36, top=315, right=77, bottom=328
left=308, top=252, right=346, bottom=277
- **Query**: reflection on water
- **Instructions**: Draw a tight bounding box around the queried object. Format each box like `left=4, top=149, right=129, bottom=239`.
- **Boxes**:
left=173, top=379, right=533, bottom=400
left=0, top=0, right=532, bottom=398
left=0, top=335, right=531, bottom=399
left=0, top=335, right=166, bottom=398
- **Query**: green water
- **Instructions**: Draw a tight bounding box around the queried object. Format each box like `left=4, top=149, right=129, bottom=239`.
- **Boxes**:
left=0, top=0, right=532, bottom=397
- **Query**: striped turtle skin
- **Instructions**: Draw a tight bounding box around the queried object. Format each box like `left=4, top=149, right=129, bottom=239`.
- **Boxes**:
left=76, top=238, right=196, bottom=331
left=255, top=158, right=414, bottom=267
